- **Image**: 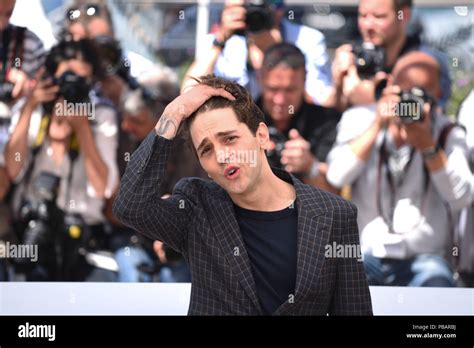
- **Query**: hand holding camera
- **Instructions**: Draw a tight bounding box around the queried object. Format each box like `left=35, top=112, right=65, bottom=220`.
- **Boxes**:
left=25, top=69, right=60, bottom=110
left=217, top=0, right=248, bottom=43
left=377, top=84, right=435, bottom=151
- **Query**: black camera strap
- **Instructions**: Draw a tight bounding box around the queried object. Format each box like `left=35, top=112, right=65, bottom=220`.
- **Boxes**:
left=376, top=122, right=464, bottom=269
left=0, top=25, right=26, bottom=82
left=0, top=26, right=12, bottom=82
left=19, top=114, right=79, bottom=217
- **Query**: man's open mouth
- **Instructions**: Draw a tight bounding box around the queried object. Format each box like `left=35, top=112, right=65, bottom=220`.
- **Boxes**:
left=224, top=166, right=240, bottom=180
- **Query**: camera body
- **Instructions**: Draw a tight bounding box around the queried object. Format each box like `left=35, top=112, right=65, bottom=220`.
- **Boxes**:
left=17, top=172, right=89, bottom=279
left=234, top=0, right=275, bottom=35
left=55, top=70, right=91, bottom=104
left=397, top=86, right=434, bottom=124
left=246, top=0, right=274, bottom=33
left=352, top=42, right=385, bottom=79
left=266, top=126, right=287, bottom=169
left=0, top=81, right=14, bottom=103
left=19, top=172, right=62, bottom=248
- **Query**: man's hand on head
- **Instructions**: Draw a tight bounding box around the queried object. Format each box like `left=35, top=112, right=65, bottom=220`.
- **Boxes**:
left=155, top=84, right=236, bottom=140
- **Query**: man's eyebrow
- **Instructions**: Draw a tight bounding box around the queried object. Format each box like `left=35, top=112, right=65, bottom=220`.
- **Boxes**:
left=197, top=137, right=211, bottom=154
left=215, top=130, right=237, bottom=138
left=196, top=130, right=237, bottom=154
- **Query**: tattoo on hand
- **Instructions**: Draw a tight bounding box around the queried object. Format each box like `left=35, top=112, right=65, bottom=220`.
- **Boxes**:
left=156, top=115, right=178, bottom=137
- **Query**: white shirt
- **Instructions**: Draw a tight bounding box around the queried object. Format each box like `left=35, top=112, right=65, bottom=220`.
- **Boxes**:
left=327, top=105, right=473, bottom=259
left=456, top=89, right=474, bottom=272
left=207, top=19, right=332, bottom=105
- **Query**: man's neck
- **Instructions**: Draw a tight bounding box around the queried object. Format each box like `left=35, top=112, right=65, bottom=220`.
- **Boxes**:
left=262, top=100, right=304, bottom=134
left=385, top=34, right=407, bottom=68
left=230, top=163, right=296, bottom=212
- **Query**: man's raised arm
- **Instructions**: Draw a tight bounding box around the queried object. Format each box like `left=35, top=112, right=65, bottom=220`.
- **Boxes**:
left=112, top=84, right=235, bottom=253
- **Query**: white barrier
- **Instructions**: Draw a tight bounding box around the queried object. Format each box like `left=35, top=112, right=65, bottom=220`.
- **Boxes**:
left=0, top=283, right=472, bottom=315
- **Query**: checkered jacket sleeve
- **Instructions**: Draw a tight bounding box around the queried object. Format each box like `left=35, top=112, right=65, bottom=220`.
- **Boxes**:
left=112, top=131, right=194, bottom=253
left=328, top=203, right=372, bottom=315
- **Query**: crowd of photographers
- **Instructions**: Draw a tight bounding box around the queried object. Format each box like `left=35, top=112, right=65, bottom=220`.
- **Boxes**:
left=0, top=0, right=472, bottom=287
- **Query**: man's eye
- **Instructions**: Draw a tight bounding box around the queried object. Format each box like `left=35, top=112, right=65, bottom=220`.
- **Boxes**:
left=225, top=136, right=237, bottom=143
left=201, top=147, right=211, bottom=156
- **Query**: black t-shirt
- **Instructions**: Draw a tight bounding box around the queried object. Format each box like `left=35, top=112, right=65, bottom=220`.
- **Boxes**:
left=256, top=98, right=341, bottom=170
left=234, top=203, right=298, bottom=315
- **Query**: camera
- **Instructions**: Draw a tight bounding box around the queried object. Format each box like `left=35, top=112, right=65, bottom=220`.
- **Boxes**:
left=56, top=70, right=91, bottom=103
left=266, top=126, right=287, bottom=169
left=19, top=172, right=62, bottom=248
left=234, top=0, right=275, bottom=35
left=17, top=172, right=92, bottom=279
left=397, top=86, right=434, bottom=124
left=246, top=0, right=275, bottom=33
left=352, top=42, right=385, bottom=79
left=0, top=81, right=14, bottom=103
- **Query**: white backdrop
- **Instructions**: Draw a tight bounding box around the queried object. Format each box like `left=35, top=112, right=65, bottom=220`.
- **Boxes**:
left=0, top=283, right=473, bottom=315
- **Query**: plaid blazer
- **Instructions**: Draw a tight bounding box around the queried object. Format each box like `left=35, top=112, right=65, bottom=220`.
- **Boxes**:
left=113, top=132, right=373, bottom=315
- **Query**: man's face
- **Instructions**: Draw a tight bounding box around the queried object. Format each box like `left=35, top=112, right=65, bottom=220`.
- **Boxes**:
left=189, top=107, right=268, bottom=196
left=0, top=0, right=15, bottom=31
left=86, top=17, right=112, bottom=38
left=358, top=0, right=403, bottom=47
left=121, top=109, right=155, bottom=141
left=55, top=59, right=93, bottom=80
left=389, top=64, right=439, bottom=142
left=261, top=65, right=305, bottom=125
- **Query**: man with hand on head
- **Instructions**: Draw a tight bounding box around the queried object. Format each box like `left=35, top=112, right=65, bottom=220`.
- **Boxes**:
left=113, top=75, right=372, bottom=315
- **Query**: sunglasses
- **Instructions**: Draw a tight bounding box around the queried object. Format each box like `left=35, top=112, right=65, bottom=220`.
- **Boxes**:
left=66, top=4, right=101, bottom=22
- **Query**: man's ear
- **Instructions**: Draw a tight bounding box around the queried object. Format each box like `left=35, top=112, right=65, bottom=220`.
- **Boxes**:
left=256, top=122, right=270, bottom=150
left=399, top=6, right=411, bottom=26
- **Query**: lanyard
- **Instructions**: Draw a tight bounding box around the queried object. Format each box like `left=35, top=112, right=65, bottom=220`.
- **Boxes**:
left=376, top=129, right=429, bottom=233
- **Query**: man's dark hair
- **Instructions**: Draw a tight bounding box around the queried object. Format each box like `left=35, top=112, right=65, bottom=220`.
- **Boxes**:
left=262, top=43, right=306, bottom=71
left=185, top=75, right=265, bottom=146
left=45, top=38, right=102, bottom=79
left=393, top=0, right=412, bottom=11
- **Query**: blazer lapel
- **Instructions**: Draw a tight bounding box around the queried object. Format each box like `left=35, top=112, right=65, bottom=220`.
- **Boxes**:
left=204, top=186, right=263, bottom=313
left=274, top=175, right=332, bottom=315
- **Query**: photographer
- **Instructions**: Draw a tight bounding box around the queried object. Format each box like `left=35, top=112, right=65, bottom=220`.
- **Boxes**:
left=0, top=0, right=46, bottom=279
left=182, top=0, right=332, bottom=106
left=62, top=0, right=154, bottom=107
left=3, top=39, right=119, bottom=280
left=329, top=0, right=451, bottom=110
left=326, top=51, right=472, bottom=287
left=256, top=43, right=340, bottom=193
left=456, top=89, right=474, bottom=286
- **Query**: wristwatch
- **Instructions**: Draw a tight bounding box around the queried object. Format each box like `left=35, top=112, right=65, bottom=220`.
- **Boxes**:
left=421, top=146, right=439, bottom=160
left=212, top=37, right=226, bottom=49
left=306, top=159, right=320, bottom=179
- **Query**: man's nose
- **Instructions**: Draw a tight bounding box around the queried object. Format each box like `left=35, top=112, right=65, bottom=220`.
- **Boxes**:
left=273, top=91, right=286, bottom=105
left=121, top=118, right=133, bottom=133
left=363, top=15, right=376, bottom=31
